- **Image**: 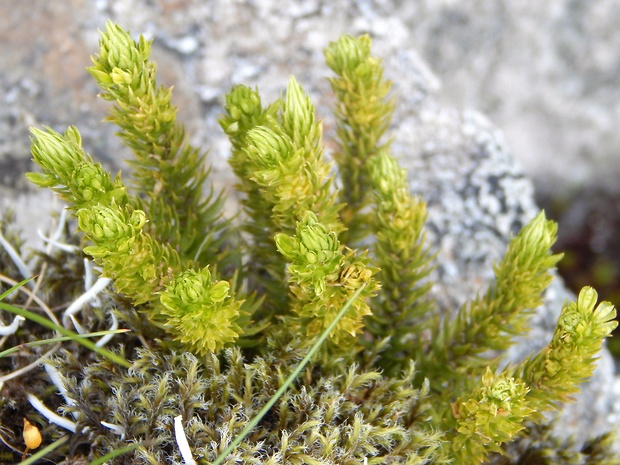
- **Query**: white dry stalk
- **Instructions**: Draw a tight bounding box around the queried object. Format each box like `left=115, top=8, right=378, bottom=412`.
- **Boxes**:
left=69, top=315, right=88, bottom=335
left=37, top=229, right=80, bottom=254
left=95, top=312, right=118, bottom=347
left=61, top=259, right=120, bottom=346
left=0, top=229, right=33, bottom=288
left=62, top=276, right=112, bottom=328
left=37, top=211, right=80, bottom=253
left=174, top=415, right=197, bottom=465
left=83, top=259, right=106, bottom=308
left=44, top=363, right=78, bottom=419
left=45, top=206, right=71, bottom=254
left=84, top=258, right=95, bottom=291
left=0, top=315, right=25, bottom=336
left=0, top=344, right=61, bottom=384
left=26, top=392, right=77, bottom=433
left=100, top=420, right=126, bottom=439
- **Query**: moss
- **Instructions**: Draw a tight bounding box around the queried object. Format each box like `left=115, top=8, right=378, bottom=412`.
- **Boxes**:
left=0, top=21, right=617, bottom=464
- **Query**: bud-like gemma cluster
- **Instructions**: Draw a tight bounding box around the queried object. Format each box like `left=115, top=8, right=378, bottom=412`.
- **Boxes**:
left=220, top=85, right=265, bottom=140
left=324, top=34, right=371, bottom=76
left=160, top=267, right=242, bottom=354
left=77, top=204, right=145, bottom=255
left=451, top=368, right=532, bottom=459
left=275, top=212, right=341, bottom=296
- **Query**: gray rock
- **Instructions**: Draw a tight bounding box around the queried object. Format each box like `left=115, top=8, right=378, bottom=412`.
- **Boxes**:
left=1, top=0, right=618, bottom=449
left=5, top=0, right=620, bottom=200
left=392, top=61, right=620, bottom=442
left=391, top=0, right=620, bottom=200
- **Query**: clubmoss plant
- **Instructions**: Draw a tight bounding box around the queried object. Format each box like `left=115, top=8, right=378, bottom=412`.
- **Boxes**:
left=0, top=21, right=618, bottom=464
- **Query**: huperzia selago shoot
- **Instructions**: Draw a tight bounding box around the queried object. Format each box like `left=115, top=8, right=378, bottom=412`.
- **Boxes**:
left=0, top=20, right=614, bottom=464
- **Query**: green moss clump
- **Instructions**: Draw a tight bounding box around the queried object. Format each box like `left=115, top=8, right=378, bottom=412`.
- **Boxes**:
left=0, top=21, right=616, bottom=464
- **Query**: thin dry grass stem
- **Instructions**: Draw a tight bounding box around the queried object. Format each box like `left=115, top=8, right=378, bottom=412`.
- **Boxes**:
left=0, top=273, right=61, bottom=327
left=0, top=343, right=61, bottom=385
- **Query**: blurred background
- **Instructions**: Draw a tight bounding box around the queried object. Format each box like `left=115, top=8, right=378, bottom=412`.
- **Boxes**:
left=2, top=0, right=620, bottom=352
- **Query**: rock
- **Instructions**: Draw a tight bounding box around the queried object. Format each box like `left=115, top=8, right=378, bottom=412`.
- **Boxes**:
left=1, top=0, right=618, bottom=448
left=391, top=59, right=620, bottom=442
left=5, top=1, right=620, bottom=200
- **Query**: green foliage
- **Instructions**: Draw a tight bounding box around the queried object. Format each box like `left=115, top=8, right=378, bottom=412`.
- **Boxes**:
left=325, top=34, right=394, bottom=245
left=3, top=20, right=616, bottom=464
left=219, top=77, right=342, bottom=319
left=87, top=22, right=229, bottom=268
left=275, top=211, right=379, bottom=350
left=516, top=286, right=618, bottom=410
left=419, top=212, right=563, bottom=386
left=366, top=151, right=434, bottom=372
left=53, top=347, right=445, bottom=464
left=160, top=267, right=243, bottom=354
left=448, top=368, right=534, bottom=460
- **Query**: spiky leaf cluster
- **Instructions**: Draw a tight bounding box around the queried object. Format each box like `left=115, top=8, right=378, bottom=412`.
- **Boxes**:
left=27, top=111, right=244, bottom=353
left=419, top=212, right=564, bottom=386
left=447, top=368, right=534, bottom=462
left=275, top=211, right=379, bottom=349
left=325, top=34, right=395, bottom=245
left=88, top=21, right=230, bottom=269
left=366, top=151, right=434, bottom=371
left=160, top=267, right=243, bottom=354
left=516, top=286, right=618, bottom=410
left=219, top=77, right=343, bottom=318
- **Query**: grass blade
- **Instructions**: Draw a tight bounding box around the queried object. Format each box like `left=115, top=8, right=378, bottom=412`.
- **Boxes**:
left=0, top=329, right=130, bottom=359
left=19, top=434, right=69, bottom=465
left=88, top=443, right=140, bottom=465
left=0, top=300, right=131, bottom=368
